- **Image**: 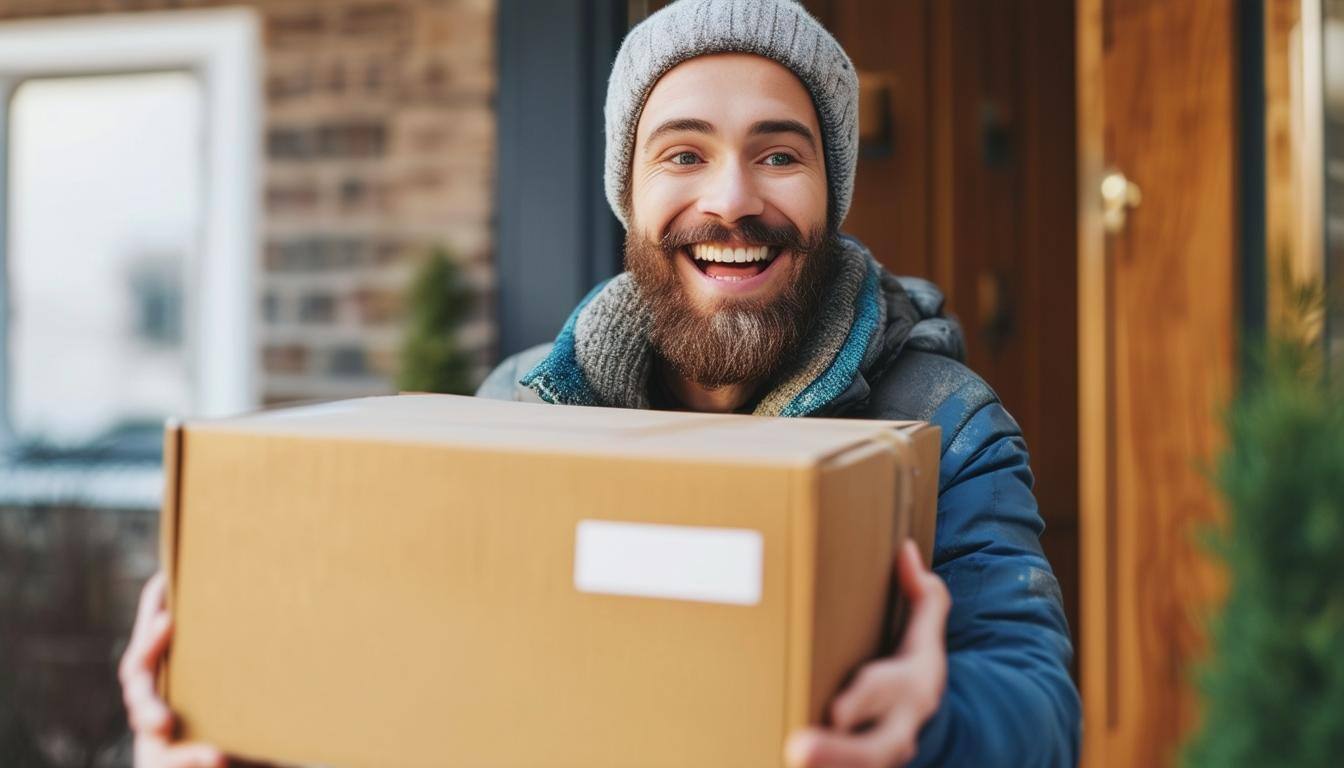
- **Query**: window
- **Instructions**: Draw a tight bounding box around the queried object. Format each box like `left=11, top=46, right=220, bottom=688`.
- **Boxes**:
left=0, top=9, right=262, bottom=456
left=8, top=72, right=202, bottom=447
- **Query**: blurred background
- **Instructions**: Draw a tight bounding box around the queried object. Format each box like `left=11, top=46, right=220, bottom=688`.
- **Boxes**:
left=0, top=1, right=1338, bottom=766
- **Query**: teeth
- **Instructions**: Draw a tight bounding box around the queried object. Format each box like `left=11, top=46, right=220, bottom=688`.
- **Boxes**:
left=690, top=244, right=772, bottom=263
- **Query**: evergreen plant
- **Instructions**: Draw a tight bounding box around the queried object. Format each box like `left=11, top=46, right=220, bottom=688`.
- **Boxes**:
left=398, top=247, right=475, bottom=395
left=1183, top=277, right=1344, bottom=767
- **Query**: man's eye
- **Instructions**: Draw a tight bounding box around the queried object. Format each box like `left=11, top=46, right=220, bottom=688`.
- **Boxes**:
left=764, top=152, right=795, bottom=167
left=670, top=151, right=701, bottom=165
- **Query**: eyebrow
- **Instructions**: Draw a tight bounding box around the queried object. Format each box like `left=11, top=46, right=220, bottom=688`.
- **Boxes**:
left=644, top=117, right=715, bottom=149
left=643, top=117, right=817, bottom=152
left=748, top=119, right=816, bottom=149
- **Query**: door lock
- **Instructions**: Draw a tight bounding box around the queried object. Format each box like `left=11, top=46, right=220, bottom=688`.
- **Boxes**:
left=1100, top=170, right=1142, bottom=234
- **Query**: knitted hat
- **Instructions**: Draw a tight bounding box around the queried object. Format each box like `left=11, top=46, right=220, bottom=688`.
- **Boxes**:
left=604, top=0, right=859, bottom=231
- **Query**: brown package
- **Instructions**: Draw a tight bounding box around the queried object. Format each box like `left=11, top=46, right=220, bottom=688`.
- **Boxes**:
left=159, top=394, right=939, bottom=768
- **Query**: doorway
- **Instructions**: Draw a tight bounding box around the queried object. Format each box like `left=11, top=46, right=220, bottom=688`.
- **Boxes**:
left=801, top=0, right=1082, bottom=674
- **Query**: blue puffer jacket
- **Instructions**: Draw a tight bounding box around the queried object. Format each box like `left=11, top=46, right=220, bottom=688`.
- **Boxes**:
left=476, top=253, right=1081, bottom=767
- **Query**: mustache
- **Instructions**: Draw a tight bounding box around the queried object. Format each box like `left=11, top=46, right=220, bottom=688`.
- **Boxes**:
left=657, top=218, right=822, bottom=256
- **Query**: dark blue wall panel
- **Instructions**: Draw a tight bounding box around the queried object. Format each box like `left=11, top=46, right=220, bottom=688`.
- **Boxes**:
left=494, top=0, right=626, bottom=358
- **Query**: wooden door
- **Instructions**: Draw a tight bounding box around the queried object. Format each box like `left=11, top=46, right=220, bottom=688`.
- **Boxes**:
left=809, top=0, right=1082, bottom=673
left=1077, top=1, right=1237, bottom=765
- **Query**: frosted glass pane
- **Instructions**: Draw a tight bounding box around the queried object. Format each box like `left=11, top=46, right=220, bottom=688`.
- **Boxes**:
left=7, top=71, right=203, bottom=446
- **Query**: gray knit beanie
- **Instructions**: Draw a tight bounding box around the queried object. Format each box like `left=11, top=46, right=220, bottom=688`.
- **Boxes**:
left=604, top=0, right=859, bottom=231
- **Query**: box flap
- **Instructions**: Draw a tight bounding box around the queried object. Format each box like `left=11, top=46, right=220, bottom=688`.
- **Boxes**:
left=190, top=394, right=930, bottom=468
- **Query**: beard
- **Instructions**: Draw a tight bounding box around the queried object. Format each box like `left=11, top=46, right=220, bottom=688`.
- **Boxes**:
left=624, top=215, right=840, bottom=390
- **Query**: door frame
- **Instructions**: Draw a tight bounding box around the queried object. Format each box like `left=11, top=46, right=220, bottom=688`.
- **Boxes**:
left=1075, top=1, right=1111, bottom=760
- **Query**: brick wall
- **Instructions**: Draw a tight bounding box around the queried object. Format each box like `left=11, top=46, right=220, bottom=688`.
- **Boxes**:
left=0, top=0, right=499, bottom=403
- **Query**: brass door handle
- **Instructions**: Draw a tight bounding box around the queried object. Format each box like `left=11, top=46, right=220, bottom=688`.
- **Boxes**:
left=1101, top=170, right=1142, bottom=234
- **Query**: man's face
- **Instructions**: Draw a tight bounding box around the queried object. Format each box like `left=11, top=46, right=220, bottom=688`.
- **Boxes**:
left=626, top=53, right=838, bottom=389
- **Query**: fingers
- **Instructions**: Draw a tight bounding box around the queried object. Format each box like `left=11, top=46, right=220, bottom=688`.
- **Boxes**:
left=161, top=743, right=226, bottom=768
left=785, top=715, right=919, bottom=768
left=800, top=541, right=953, bottom=765
left=121, top=613, right=174, bottom=734
left=136, top=734, right=225, bottom=768
left=865, top=705, right=923, bottom=768
left=132, top=572, right=168, bottom=645
left=829, top=662, right=902, bottom=732
left=123, top=573, right=222, bottom=768
left=786, top=728, right=869, bottom=768
left=123, top=573, right=169, bottom=679
left=124, top=612, right=174, bottom=680
left=120, top=572, right=175, bottom=736
left=124, top=677, right=172, bottom=736
left=896, top=540, right=951, bottom=658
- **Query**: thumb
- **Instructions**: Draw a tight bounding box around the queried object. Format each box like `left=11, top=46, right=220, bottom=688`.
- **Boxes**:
left=897, top=539, right=950, bottom=656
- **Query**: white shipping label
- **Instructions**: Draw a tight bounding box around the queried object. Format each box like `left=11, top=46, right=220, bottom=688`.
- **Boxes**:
left=573, top=520, right=763, bottom=605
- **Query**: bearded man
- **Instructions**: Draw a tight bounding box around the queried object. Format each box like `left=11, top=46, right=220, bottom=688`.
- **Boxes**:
left=477, top=2, right=1082, bottom=766
left=118, top=1, right=1079, bottom=766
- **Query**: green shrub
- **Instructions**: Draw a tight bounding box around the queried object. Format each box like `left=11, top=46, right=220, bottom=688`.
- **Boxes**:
left=1183, top=280, right=1344, bottom=767
left=397, top=247, right=476, bottom=395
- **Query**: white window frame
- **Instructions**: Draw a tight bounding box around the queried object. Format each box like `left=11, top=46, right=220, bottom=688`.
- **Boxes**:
left=0, top=8, right=262, bottom=444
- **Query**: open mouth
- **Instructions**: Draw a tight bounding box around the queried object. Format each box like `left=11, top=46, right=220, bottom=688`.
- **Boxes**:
left=685, top=243, right=781, bottom=282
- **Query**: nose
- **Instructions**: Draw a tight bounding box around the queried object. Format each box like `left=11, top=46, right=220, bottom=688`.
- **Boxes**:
left=695, top=159, right=765, bottom=224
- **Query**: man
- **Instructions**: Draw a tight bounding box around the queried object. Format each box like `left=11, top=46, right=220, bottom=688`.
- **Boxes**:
left=120, top=1, right=1079, bottom=766
left=478, top=2, right=1080, bottom=766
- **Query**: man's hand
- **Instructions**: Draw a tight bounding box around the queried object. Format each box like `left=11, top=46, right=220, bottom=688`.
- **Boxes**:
left=119, top=572, right=225, bottom=768
left=784, top=540, right=951, bottom=768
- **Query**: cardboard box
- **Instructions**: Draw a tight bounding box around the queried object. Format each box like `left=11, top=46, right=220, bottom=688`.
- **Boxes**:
left=160, top=394, right=939, bottom=768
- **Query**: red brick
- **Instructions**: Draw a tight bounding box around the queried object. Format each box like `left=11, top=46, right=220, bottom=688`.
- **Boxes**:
left=267, top=65, right=315, bottom=103
left=265, top=7, right=328, bottom=48
left=348, top=287, right=403, bottom=324
left=263, top=344, right=309, bottom=374
left=366, top=345, right=400, bottom=377
left=265, top=178, right=321, bottom=213
left=315, top=120, right=387, bottom=158
left=338, top=1, right=409, bottom=43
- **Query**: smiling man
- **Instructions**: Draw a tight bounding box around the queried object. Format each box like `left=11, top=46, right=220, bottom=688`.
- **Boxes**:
left=478, top=1, right=1082, bottom=766
left=118, top=1, right=1079, bottom=766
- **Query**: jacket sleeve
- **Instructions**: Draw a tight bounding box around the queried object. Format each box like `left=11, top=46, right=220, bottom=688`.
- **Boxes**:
left=908, top=386, right=1081, bottom=768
